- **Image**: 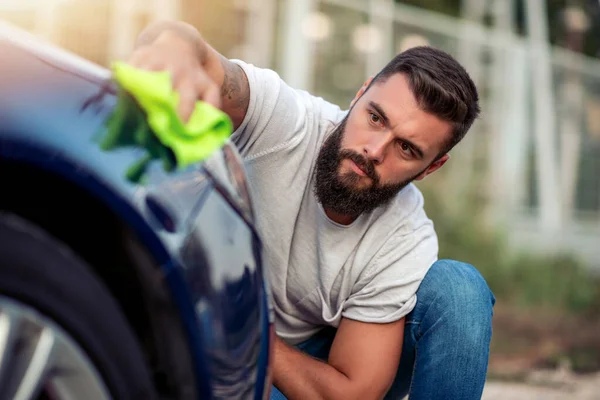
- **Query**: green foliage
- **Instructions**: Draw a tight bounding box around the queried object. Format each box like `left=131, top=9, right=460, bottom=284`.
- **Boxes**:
left=421, top=185, right=600, bottom=315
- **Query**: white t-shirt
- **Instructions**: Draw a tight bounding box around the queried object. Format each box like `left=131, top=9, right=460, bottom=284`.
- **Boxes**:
left=230, top=60, right=439, bottom=345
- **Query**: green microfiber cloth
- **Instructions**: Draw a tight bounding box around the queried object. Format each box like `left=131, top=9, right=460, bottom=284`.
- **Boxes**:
left=99, top=62, right=233, bottom=183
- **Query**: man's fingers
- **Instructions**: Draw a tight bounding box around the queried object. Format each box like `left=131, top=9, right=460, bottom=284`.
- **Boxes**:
left=128, top=57, right=169, bottom=76
left=127, top=47, right=160, bottom=69
left=124, top=48, right=223, bottom=122
left=125, top=49, right=145, bottom=67
left=200, top=81, right=222, bottom=110
left=128, top=47, right=178, bottom=77
left=176, top=82, right=198, bottom=123
left=177, top=73, right=223, bottom=122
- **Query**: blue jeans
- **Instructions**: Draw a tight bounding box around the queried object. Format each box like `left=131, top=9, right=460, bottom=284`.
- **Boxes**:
left=270, top=260, right=496, bottom=400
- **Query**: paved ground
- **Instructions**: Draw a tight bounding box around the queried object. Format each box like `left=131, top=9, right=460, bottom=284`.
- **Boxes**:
left=482, top=373, right=600, bottom=400
left=482, top=382, right=597, bottom=400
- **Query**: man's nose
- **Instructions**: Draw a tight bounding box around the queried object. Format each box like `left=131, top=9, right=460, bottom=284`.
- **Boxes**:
left=363, top=132, right=392, bottom=164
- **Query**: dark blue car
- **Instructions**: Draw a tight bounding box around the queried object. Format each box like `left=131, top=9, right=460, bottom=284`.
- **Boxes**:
left=0, top=21, right=273, bottom=400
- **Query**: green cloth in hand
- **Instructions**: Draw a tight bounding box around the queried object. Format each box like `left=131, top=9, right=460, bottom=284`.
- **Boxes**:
left=99, top=62, right=233, bottom=183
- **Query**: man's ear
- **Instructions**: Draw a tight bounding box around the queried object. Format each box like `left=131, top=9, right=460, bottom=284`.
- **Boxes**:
left=350, top=76, right=374, bottom=108
left=414, top=153, right=450, bottom=181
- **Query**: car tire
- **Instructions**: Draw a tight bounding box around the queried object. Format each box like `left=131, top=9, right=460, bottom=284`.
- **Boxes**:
left=0, top=212, right=157, bottom=400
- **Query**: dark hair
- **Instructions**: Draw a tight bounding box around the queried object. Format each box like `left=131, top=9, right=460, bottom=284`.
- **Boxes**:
left=369, top=46, right=480, bottom=156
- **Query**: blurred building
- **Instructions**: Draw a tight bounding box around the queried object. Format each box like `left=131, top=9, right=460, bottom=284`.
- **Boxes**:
left=0, top=0, right=248, bottom=65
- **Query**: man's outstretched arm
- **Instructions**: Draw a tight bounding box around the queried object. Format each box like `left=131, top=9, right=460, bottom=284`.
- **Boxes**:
left=127, top=19, right=249, bottom=128
left=273, top=317, right=405, bottom=400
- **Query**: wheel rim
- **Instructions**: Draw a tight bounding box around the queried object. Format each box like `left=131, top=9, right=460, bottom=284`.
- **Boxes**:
left=0, top=295, right=112, bottom=400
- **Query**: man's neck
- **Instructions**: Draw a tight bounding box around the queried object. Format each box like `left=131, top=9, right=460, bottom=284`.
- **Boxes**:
left=324, top=207, right=357, bottom=226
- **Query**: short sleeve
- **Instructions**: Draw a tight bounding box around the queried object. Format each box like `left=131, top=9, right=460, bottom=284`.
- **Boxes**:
left=342, top=218, right=439, bottom=323
left=229, top=59, right=309, bottom=160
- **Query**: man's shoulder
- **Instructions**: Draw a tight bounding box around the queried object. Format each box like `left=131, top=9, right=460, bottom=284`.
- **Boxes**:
left=229, top=59, right=347, bottom=158
left=361, top=183, right=437, bottom=255
left=364, top=185, right=438, bottom=273
left=379, top=183, right=429, bottom=225
left=231, top=59, right=346, bottom=127
left=285, top=84, right=347, bottom=139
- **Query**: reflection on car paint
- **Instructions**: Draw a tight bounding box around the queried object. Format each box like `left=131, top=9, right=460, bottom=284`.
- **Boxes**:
left=0, top=29, right=272, bottom=400
left=180, top=189, right=263, bottom=399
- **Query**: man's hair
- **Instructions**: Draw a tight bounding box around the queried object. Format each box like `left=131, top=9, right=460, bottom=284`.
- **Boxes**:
left=369, top=46, right=480, bottom=156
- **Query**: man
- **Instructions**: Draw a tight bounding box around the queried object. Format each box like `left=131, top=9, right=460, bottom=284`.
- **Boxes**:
left=129, top=20, right=495, bottom=400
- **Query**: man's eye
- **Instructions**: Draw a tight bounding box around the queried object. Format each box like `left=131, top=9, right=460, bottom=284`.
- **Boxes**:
left=397, top=141, right=412, bottom=156
left=369, top=113, right=381, bottom=124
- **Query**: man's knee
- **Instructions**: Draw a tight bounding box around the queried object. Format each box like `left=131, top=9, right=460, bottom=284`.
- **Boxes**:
left=419, top=259, right=495, bottom=339
left=430, top=259, right=495, bottom=306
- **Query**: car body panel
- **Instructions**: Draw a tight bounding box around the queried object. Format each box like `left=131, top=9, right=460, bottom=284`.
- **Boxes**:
left=0, top=21, right=271, bottom=399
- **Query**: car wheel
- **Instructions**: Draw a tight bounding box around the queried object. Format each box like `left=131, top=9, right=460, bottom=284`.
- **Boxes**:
left=0, top=212, right=157, bottom=400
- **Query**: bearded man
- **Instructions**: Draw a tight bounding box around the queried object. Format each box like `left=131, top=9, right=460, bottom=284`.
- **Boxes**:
left=129, top=19, right=495, bottom=400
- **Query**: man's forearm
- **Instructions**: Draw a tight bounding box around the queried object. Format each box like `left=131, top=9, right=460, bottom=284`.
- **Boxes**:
left=273, top=337, right=358, bottom=400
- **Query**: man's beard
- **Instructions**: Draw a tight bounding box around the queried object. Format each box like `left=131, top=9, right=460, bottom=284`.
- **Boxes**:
left=313, top=115, right=420, bottom=217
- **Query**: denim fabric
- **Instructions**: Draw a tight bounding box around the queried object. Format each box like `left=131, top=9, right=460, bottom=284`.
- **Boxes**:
left=270, top=259, right=496, bottom=400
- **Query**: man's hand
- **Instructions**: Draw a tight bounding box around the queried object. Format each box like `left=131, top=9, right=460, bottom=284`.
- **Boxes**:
left=128, top=29, right=220, bottom=121
left=125, top=20, right=249, bottom=127
left=273, top=318, right=405, bottom=400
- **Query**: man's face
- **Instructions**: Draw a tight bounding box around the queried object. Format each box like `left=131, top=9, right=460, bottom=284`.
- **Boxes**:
left=314, top=73, right=452, bottom=217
